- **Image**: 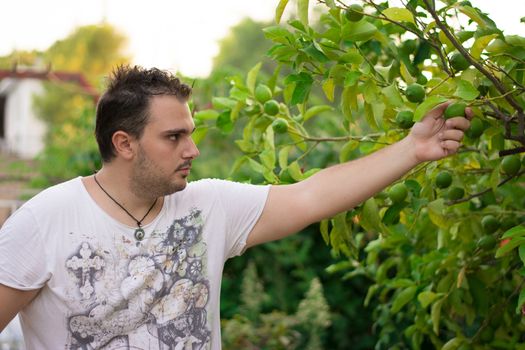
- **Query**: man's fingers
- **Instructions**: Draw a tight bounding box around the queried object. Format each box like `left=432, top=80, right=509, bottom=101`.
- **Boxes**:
left=427, top=101, right=453, bottom=120
left=465, top=106, right=474, bottom=120
left=441, top=140, right=461, bottom=154
left=445, top=117, right=471, bottom=131
left=441, top=129, right=464, bottom=142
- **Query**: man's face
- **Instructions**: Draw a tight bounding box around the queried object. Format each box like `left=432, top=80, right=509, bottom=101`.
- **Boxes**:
left=130, top=95, right=200, bottom=198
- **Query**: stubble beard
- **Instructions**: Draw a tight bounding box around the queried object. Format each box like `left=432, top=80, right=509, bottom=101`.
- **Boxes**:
left=130, top=147, right=187, bottom=199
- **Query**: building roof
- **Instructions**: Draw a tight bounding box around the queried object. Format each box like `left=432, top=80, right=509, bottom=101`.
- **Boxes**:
left=0, top=68, right=98, bottom=98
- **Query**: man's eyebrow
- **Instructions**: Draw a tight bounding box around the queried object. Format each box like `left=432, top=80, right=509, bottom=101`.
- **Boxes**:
left=162, top=127, right=196, bottom=135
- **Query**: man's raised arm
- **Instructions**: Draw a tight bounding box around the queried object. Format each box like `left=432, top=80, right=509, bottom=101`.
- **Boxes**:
left=246, top=102, right=472, bottom=248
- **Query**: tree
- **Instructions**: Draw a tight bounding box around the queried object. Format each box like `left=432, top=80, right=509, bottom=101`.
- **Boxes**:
left=197, top=0, right=525, bottom=348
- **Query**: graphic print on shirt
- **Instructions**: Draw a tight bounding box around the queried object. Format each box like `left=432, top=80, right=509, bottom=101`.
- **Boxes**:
left=65, top=208, right=211, bottom=349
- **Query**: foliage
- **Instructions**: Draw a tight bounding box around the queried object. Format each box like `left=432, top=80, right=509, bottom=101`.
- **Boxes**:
left=199, top=0, right=525, bottom=348
left=221, top=260, right=331, bottom=349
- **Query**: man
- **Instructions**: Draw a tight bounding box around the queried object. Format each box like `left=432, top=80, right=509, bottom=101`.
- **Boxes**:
left=0, top=65, right=471, bottom=349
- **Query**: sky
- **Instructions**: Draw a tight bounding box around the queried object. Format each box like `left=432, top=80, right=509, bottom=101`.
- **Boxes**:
left=0, top=0, right=523, bottom=78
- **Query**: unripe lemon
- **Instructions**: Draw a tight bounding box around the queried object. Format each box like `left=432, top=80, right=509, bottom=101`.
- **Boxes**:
left=263, top=100, right=280, bottom=116
left=345, top=4, right=364, bottom=22
left=255, top=84, right=272, bottom=103
left=435, top=171, right=452, bottom=189
left=405, top=83, right=425, bottom=103
left=501, top=155, right=521, bottom=176
left=477, top=235, right=497, bottom=250
left=271, top=118, right=289, bottom=134
left=465, top=118, right=484, bottom=139
left=395, top=110, right=415, bottom=129
left=388, top=183, right=408, bottom=203
left=444, top=101, right=467, bottom=119
left=446, top=186, right=464, bottom=200
left=450, top=52, right=470, bottom=71
left=481, top=215, right=500, bottom=234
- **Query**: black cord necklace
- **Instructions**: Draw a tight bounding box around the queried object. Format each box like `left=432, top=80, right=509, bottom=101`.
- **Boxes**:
left=93, top=174, right=157, bottom=241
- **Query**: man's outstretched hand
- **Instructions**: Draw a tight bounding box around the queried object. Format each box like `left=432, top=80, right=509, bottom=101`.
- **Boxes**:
left=408, top=101, right=473, bottom=163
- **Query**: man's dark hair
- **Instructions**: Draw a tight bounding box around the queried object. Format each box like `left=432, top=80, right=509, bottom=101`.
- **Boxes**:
left=95, top=65, right=192, bottom=162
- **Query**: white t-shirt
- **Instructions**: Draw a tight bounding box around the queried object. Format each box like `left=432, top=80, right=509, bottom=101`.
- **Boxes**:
left=0, top=177, right=269, bottom=350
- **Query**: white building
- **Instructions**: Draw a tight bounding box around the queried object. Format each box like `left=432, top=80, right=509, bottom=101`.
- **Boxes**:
left=0, top=68, right=97, bottom=159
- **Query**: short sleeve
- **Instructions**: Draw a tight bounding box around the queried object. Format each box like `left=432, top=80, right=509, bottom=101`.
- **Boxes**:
left=0, top=207, right=50, bottom=290
left=210, top=180, right=270, bottom=259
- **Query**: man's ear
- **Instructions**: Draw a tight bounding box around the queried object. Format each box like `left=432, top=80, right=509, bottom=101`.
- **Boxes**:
left=112, top=131, right=136, bottom=160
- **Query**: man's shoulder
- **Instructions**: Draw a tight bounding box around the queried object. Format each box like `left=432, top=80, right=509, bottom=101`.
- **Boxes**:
left=23, top=177, right=83, bottom=210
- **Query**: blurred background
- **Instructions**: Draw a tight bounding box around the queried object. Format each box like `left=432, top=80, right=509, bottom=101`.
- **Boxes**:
left=0, top=0, right=523, bottom=349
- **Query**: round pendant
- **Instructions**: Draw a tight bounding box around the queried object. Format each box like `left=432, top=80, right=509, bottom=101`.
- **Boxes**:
left=134, top=228, right=145, bottom=241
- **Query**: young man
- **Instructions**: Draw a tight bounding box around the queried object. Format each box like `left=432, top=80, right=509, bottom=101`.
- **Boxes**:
left=0, top=65, right=471, bottom=349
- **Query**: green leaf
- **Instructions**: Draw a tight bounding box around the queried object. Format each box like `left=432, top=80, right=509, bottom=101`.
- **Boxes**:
left=495, top=237, right=525, bottom=258
left=458, top=5, right=488, bottom=28
left=345, top=71, right=362, bottom=87
left=431, top=298, right=444, bottom=335
left=339, top=140, right=359, bottom=163
left=246, top=62, right=262, bottom=93
left=263, top=26, right=293, bottom=45
left=502, top=225, right=525, bottom=239
left=302, top=43, right=329, bottom=63
left=248, top=158, right=265, bottom=173
left=414, top=96, right=448, bottom=122
left=454, top=80, right=479, bottom=101
left=303, top=105, right=333, bottom=121
left=470, top=34, right=498, bottom=59
left=194, top=109, right=219, bottom=121
left=382, top=7, right=415, bottom=24
left=391, top=285, right=417, bottom=313
left=275, top=0, right=290, bottom=24
left=216, top=110, right=233, bottom=134
left=519, top=245, right=525, bottom=265
left=341, top=85, right=358, bottom=121
left=342, top=21, right=377, bottom=42
left=191, top=127, right=207, bottom=145
left=288, top=161, right=303, bottom=181
left=212, top=97, right=236, bottom=109
left=382, top=83, right=404, bottom=108
left=298, top=0, right=309, bottom=27
left=259, top=149, right=276, bottom=170
left=442, top=337, right=462, bottom=350
left=322, top=78, right=335, bottom=102
left=320, top=219, right=330, bottom=245
left=427, top=199, right=448, bottom=229
left=418, top=291, right=442, bottom=308
left=365, top=284, right=380, bottom=307
left=360, top=198, right=382, bottom=232
left=278, top=146, right=291, bottom=169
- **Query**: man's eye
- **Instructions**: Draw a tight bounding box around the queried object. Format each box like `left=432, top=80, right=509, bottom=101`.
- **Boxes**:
left=168, top=134, right=179, bottom=141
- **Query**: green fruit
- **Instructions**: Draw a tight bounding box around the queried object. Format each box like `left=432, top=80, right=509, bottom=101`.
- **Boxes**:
left=271, top=118, right=289, bottom=134
left=401, top=39, right=417, bottom=54
left=446, top=186, right=464, bottom=200
left=263, top=100, right=280, bottom=116
left=501, top=155, right=521, bottom=176
left=444, top=101, right=467, bottom=119
left=416, top=74, right=428, bottom=85
left=481, top=215, right=500, bottom=234
left=450, top=52, right=470, bottom=71
left=435, top=171, right=453, bottom=189
left=405, top=83, right=425, bottom=103
left=500, top=217, right=517, bottom=231
left=477, top=235, right=497, bottom=250
left=465, top=118, right=484, bottom=139
left=388, top=183, right=408, bottom=203
left=345, top=4, right=364, bottom=22
left=255, top=84, right=272, bottom=103
left=395, top=110, right=415, bottom=129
